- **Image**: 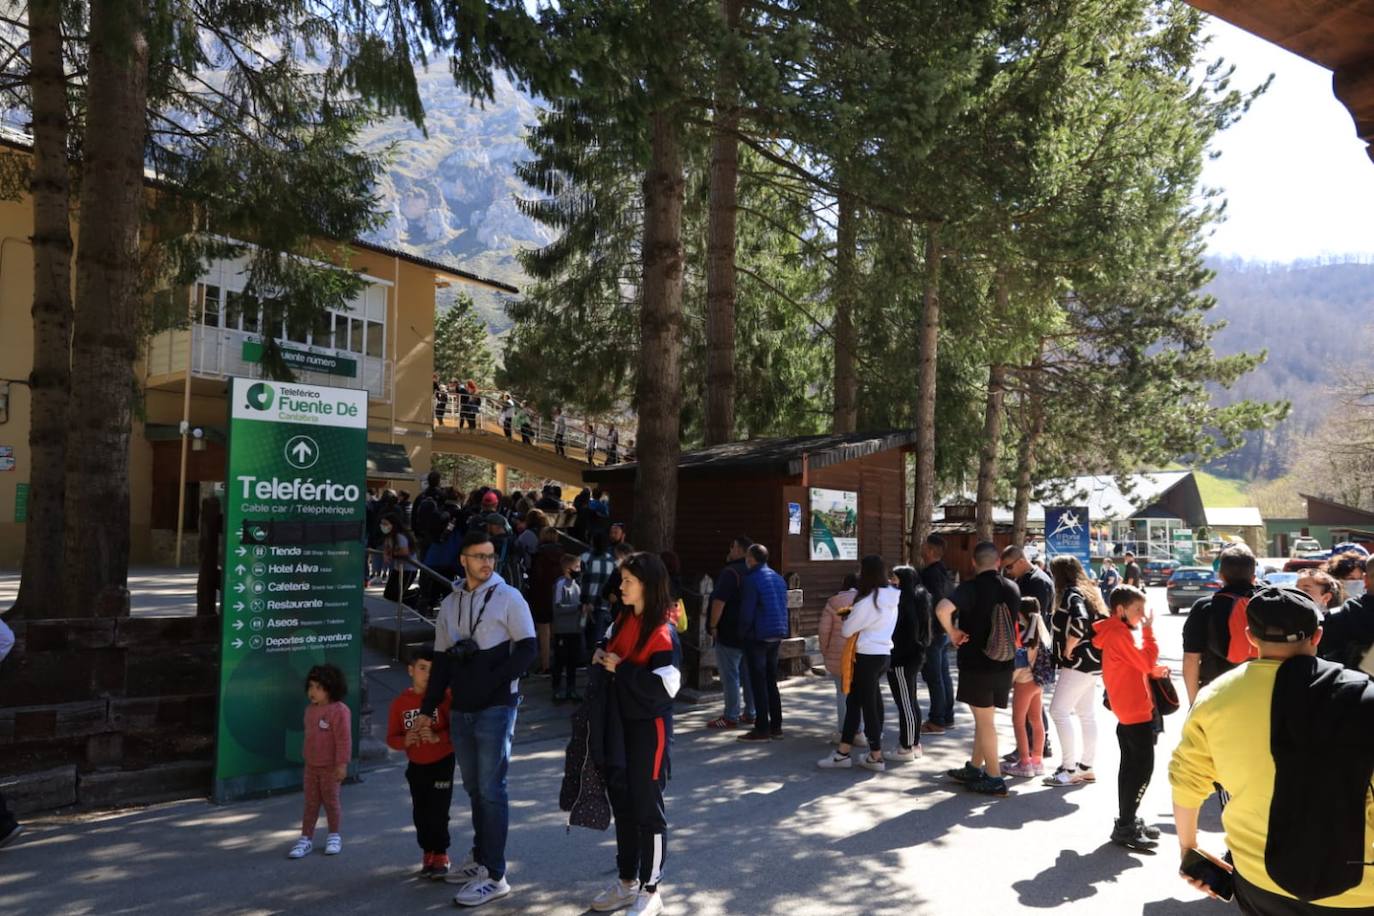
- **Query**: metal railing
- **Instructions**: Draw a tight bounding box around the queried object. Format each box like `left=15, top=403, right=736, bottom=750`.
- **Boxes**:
left=367, top=548, right=454, bottom=661
left=432, top=388, right=636, bottom=467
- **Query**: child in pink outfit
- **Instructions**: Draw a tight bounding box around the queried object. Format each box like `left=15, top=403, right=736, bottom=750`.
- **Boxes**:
left=289, top=664, right=352, bottom=859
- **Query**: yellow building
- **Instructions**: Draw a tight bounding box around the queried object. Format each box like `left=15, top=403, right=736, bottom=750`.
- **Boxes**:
left=0, top=142, right=516, bottom=566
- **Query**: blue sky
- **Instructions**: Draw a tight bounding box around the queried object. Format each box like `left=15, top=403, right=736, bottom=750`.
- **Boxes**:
left=1200, top=16, right=1374, bottom=262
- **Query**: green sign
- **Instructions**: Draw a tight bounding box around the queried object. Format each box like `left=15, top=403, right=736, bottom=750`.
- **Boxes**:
left=213, top=378, right=368, bottom=803
left=241, top=339, right=358, bottom=378
left=13, top=482, right=28, bottom=522
left=1172, top=528, right=1196, bottom=566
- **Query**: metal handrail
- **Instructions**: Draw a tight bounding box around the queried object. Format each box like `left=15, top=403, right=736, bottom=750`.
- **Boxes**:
left=367, top=548, right=449, bottom=660
left=432, top=387, right=636, bottom=466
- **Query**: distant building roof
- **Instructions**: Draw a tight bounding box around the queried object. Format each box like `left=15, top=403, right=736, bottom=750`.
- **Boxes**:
left=0, top=128, right=518, bottom=295
left=1203, top=506, right=1264, bottom=528
left=583, top=430, right=918, bottom=480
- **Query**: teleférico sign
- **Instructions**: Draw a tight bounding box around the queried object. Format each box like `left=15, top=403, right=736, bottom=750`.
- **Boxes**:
left=213, top=378, right=367, bottom=803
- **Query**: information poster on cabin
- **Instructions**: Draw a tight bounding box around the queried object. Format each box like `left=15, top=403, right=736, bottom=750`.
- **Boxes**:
left=214, top=378, right=367, bottom=803
left=810, top=488, right=859, bottom=561
left=1045, top=506, right=1092, bottom=566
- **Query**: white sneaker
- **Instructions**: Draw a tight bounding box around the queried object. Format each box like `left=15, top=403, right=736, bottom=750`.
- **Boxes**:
left=857, top=753, right=886, bottom=772
left=817, top=751, right=852, bottom=769
left=591, top=879, right=639, bottom=912
left=453, top=876, right=511, bottom=907
left=1042, top=767, right=1076, bottom=787
left=626, top=890, right=664, bottom=916
left=1071, top=766, right=1096, bottom=784
left=445, top=856, right=488, bottom=885
left=888, top=745, right=921, bottom=761
left=287, top=836, right=313, bottom=859
left=324, top=833, right=342, bottom=855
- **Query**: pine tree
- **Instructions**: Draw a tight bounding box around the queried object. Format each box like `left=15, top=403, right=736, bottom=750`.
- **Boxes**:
left=434, top=291, right=495, bottom=387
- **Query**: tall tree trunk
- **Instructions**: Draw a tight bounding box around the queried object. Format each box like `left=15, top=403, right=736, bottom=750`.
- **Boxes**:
left=632, top=105, right=686, bottom=554
left=909, top=224, right=941, bottom=556
left=1012, top=384, right=1046, bottom=546
left=974, top=363, right=1007, bottom=542
left=831, top=188, right=857, bottom=433
left=703, top=0, right=743, bottom=446
left=13, top=0, right=73, bottom=620
left=63, top=0, right=150, bottom=616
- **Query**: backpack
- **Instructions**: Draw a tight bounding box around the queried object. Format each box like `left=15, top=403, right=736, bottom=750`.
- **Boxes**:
left=984, top=600, right=1017, bottom=663
left=553, top=580, right=584, bottom=636
left=1206, top=591, right=1259, bottom=667
left=412, top=495, right=443, bottom=542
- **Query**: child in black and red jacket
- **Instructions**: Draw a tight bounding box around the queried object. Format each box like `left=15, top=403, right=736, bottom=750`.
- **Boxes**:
left=586, top=552, right=681, bottom=916
left=387, top=648, right=454, bottom=879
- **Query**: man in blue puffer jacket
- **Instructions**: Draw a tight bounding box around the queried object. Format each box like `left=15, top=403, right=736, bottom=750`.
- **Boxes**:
left=737, top=544, right=791, bottom=742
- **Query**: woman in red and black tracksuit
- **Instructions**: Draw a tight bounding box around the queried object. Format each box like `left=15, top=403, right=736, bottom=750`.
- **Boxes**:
left=589, top=552, right=681, bottom=916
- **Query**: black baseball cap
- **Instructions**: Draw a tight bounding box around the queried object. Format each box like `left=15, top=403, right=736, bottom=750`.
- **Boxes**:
left=1246, top=586, right=1322, bottom=643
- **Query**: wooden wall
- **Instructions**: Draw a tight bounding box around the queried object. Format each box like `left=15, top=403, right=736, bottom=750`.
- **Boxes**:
left=588, top=446, right=909, bottom=637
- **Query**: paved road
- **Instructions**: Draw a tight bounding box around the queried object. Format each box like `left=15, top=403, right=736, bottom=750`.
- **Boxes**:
left=0, top=586, right=1232, bottom=915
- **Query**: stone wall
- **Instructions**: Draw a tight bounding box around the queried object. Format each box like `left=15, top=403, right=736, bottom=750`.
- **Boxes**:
left=0, top=615, right=219, bottom=812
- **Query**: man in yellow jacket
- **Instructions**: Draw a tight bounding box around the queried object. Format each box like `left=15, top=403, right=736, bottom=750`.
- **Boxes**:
left=1169, top=585, right=1374, bottom=914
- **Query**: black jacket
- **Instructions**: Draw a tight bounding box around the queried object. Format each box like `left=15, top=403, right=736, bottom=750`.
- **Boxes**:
left=561, top=669, right=615, bottom=831
left=891, top=585, right=933, bottom=666
left=1318, top=594, right=1374, bottom=671
left=1266, top=655, right=1374, bottom=901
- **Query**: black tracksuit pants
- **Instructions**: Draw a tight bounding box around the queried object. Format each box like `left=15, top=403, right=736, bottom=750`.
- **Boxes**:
left=406, top=754, right=455, bottom=854
left=845, top=654, right=889, bottom=752
left=1116, top=722, right=1156, bottom=822
left=887, top=654, right=924, bottom=750
left=552, top=633, right=583, bottom=692
left=606, top=716, right=670, bottom=891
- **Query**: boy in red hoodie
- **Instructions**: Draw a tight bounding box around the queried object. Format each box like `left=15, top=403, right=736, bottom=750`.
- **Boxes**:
left=387, top=647, right=455, bottom=878
left=1094, top=585, right=1170, bottom=851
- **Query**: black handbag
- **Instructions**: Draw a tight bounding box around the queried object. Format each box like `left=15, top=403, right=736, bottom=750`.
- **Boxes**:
left=1150, top=675, right=1180, bottom=716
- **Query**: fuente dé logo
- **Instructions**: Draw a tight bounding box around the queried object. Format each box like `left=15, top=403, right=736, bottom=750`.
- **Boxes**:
left=245, top=382, right=275, bottom=411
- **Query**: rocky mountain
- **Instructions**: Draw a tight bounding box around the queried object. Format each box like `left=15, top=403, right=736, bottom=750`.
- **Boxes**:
left=358, top=69, right=551, bottom=330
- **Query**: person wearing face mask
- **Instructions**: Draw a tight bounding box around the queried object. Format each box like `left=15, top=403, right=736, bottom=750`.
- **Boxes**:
left=380, top=511, right=417, bottom=603
left=1318, top=556, right=1374, bottom=674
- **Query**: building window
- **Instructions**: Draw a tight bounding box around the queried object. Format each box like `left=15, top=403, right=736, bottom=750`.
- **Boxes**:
left=365, top=319, right=384, bottom=358
left=348, top=317, right=365, bottom=354
left=312, top=311, right=333, bottom=349
left=199, top=284, right=221, bottom=327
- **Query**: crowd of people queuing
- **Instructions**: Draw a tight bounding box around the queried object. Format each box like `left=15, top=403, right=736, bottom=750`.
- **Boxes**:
left=311, top=482, right=1374, bottom=916
left=431, top=376, right=634, bottom=466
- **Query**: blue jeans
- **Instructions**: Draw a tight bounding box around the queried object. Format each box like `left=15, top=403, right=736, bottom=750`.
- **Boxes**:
left=922, top=633, right=956, bottom=725
left=451, top=704, right=517, bottom=880
left=716, top=643, right=755, bottom=720
left=832, top=676, right=847, bottom=734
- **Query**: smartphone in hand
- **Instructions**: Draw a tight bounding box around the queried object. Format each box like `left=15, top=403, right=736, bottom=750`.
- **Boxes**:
left=1181, top=848, right=1235, bottom=902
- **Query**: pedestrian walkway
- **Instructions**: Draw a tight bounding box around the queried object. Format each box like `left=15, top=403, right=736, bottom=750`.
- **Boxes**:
left=1, top=668, right=1230, bottom=916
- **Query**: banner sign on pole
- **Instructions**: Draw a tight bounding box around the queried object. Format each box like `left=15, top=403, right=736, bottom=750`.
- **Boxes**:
left=214, top=378, right=367, bottom=803
left=1045, top=506, right=1092, bottom=566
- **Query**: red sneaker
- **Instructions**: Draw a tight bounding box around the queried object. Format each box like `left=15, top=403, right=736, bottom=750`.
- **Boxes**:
left=428, top=853, right=450, bottom=879
left=740, top=714, right=756, bottom=726
left=706, top=716, right=737, bottom=729
left=419, top=852, right=434, bottom=877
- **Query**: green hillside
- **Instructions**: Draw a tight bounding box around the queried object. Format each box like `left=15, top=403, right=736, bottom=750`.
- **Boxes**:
left=1192, top=470, right=1251, bottom=508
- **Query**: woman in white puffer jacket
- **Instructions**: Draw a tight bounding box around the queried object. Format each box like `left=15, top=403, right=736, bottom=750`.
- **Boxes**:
left=818, top=554, right=899, bottom=773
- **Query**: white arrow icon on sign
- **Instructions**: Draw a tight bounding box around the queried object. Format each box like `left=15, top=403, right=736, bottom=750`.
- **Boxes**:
left=234, top=582, right=246, bottom=594
left=231, top=638, right=244, bottom=649
left=234, top=564, right=247, bottom=575
left=285, top=435, right=320, bottom=470
left=233, top=602, right=245, bottom=612
left=233, top=619, right=244, bottom=631
left=235, top=546, right=247, bottom=557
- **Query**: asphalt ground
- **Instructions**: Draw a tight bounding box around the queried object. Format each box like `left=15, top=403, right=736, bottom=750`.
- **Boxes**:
left=0, top=586, right=1233, bottom=915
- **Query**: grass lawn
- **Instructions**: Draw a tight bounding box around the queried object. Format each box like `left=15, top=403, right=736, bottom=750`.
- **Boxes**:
left=1191, top=470, right=1251, bottom=508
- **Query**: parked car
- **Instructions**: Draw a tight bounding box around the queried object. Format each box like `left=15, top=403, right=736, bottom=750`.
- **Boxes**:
left=1290, top=537, right=1325, bottom=559
left=1144, top=560, right=1177, bottom=586
left=1166, top=567, right=1222, bottom=613
left=1263, top=571, right=1301, bottom=589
